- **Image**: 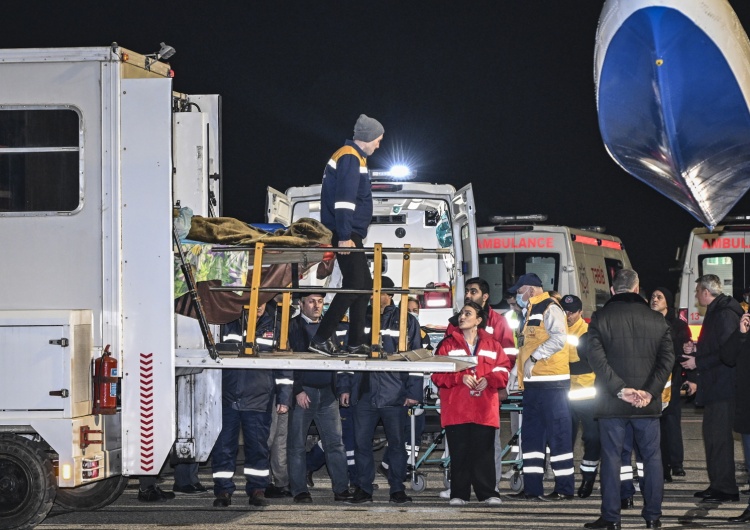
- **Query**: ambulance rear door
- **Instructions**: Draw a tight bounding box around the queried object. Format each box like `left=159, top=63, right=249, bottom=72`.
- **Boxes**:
left=678, top=226, right=750, bottom=338
left=266, top=186, right=292, bottom=226
left=451, top=184, right=478, bottom=284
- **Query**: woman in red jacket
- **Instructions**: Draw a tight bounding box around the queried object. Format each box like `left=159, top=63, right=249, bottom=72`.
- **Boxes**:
left=432, top=301, right=512, bottom=505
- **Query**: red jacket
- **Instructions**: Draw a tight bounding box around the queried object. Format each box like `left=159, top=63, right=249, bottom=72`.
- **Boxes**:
left=446, top=307, right=516, bottom=351
left=431, top=329, right=512, bottom=428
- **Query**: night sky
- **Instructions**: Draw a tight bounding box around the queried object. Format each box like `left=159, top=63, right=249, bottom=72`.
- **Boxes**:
left=5, top=1, right=750, bottom=293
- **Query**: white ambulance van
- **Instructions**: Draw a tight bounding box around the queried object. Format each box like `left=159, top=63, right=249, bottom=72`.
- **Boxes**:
left=476, top=215, right=632, bottom=318
left=676, top=218, right=750, bottom=338
left=266, top=178, right=478, bottom=327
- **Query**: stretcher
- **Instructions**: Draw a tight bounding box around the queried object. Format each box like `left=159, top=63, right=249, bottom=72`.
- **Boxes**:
left=406, top=391, right=524, bottom=493
left=407, top=404, right=450, bottom=492
left=499, top=391, right=524, bottom=492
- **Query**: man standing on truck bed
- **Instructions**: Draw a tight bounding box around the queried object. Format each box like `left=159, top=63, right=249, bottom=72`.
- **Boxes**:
left=309, top=114, right=384, bottom=356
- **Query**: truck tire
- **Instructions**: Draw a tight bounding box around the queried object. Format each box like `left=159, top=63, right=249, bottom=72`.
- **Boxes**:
left=0, top=435, right=56, bottom=530
left=55, top=475, right=128, bottom=511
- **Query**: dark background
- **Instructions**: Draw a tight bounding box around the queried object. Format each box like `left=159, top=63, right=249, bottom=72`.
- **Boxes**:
left=4, top=1, right=750, bottom=294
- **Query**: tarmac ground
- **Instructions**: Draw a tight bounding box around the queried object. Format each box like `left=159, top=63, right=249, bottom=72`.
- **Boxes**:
left=38, top=401, right=750, bottom=529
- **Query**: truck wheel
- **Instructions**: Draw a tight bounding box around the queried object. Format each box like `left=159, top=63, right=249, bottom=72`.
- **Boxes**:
left=0, top=435, right=56, bottom=530
left=55, top=475, right=128, bottom=511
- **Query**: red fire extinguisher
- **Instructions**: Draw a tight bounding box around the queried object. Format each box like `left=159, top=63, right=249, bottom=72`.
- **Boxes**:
left=92, top=345, right=118, bottom=415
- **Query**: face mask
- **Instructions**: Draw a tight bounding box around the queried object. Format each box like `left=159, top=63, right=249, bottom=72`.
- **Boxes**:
left=409, top=311, right=419, bottom=319
left=516, top=293, right=528, bottom=309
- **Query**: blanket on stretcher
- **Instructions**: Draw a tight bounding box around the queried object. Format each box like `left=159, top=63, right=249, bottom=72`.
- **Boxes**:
left=175, top=216, right=331, bottom=324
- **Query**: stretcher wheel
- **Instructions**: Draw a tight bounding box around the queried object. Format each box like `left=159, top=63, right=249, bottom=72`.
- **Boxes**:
left=509, top=471, right=524, bottom=492
left=411, top=473, right=426, bottom=492
left=443, top=468, right=451, bottom=490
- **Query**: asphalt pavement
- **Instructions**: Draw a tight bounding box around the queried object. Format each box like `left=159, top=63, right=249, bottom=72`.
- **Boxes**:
left=39, top=401, right=748, bottom=529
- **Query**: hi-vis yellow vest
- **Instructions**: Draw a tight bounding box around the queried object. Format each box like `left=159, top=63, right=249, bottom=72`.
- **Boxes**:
left=565, top=318, right=596, bottom=401
left=517, top=292, right=569, bottom=390
left=567, top=317, right=594, bottom=394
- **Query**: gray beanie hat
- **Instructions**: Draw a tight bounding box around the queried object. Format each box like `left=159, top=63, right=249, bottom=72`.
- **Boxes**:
left=353, top=114, right=384, bottom=142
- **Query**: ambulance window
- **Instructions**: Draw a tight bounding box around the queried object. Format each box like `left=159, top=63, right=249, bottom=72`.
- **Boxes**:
left=478, top=253, right=559, bottom=305
left=699, top=255, right=748, bottom=301
left=0, top=108, right=81, bottom=214
left=596, top=258, right=625, bottom=309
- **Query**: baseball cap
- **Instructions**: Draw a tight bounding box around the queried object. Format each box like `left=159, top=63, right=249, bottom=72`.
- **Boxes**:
left=507, top=273, right=543, bottom=294
left=560, top=294, right=582, bottom=313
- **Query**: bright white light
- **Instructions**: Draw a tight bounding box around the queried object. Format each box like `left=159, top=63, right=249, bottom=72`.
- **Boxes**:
left=426, top=298, right=449, bottom=307
left=389, top=165, right=412, bottom=179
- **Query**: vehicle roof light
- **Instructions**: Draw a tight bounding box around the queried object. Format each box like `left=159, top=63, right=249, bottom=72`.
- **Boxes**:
left=370, top=166, right=416, bottom=180
left=572, top=234, right=598, bottom=246
left=600, top=239, right=623, bottom=250
left=490, top=214, right=547, bottom=224
left=571, top=234, right=624, bottom=250
left=371, top=183, right=403, bottom=192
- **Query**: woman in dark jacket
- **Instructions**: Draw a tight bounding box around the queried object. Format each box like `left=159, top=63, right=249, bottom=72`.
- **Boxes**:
left=432, top=301, right=512, bottom=506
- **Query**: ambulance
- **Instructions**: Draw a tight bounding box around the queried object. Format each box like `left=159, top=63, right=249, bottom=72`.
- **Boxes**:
left=266, top=177, right=479, bottom=327
left=675, top=217, right=750, bottom=338
left=476, top=215, right=632, bottom=318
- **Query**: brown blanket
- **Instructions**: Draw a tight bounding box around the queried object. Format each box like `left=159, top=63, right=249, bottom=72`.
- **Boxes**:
left=187, top=216, right=331, bottom=246
left=176, top=216, right=331, bottom=324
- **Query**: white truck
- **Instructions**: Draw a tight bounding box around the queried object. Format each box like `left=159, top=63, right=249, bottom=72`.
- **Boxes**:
left=0, top=45, right=474, bottom=529
left=477, top=216, right=632, bottom=318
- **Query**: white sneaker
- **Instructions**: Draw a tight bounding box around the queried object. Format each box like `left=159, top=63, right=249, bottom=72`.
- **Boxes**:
left=439, top=488, right=451, bottom=499
left=449, top=498, right=467, bottom=505
left=485, top=496, right=502, bottom=506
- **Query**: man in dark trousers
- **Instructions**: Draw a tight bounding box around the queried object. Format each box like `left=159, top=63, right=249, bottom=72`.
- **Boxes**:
left=286, top=293, right=351, bottom=504
left=309, top=114, right=384, bottom=356
left=681, top=274, right=742, bottom=503
left=346, top=276, right=422, bottom=505
left=211, top=303, right=293, bottom=508
left=583, top=269, right=674, bottom=530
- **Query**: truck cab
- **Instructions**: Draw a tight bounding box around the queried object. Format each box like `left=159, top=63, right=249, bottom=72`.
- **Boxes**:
left=267, top=180, right=478, bottom=327
left=476, top=216, right=632, bottom=319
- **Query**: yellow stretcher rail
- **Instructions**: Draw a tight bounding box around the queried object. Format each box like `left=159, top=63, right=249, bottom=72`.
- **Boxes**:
left=209, top=242, right=450, bottom=358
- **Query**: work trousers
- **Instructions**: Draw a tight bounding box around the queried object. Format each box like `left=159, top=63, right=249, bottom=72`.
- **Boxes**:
left=521, top=386, right=575, bottom=496
left=307, top=404, right=357, bottom=485
left=314, top=234, right=372, bottom=346
left=703, top=399, right=738, bottom=494
left=354, top=392, right=407, bottom=495
left=620, top=422, right=644, bottom=500
left=571, top=398, right=601, bottom=480
left=382, top=410, right=425, bottom=469
left=599, top=417, right=662, bottom=523
left=660, top=399, right=684, bottom=469
left=211, top=406, right=272, bottom=496
left=445, top=423, right=499, bottom=502
left=173, top=463, right=200, bottom=488
left=268, top=400, right=289, bottom=488
left=288, top=386, right=349, bottom=496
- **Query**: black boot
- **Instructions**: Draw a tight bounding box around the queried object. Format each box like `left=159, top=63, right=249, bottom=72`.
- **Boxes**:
left=578, top=477, right=595, bottom=498
left=729, top=508, right=750, bottom=523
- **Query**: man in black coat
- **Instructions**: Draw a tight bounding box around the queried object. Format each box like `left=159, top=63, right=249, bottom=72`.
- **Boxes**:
left=723, top=311, right=750, bottom=522
left=582, top=270, right=674, bottom=530
left=682, top=274, right=742, bottom=503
